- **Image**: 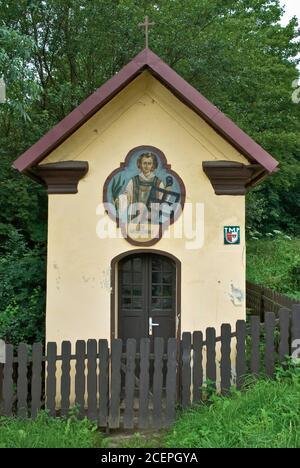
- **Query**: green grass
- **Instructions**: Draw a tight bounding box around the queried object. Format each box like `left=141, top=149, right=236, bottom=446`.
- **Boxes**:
left=118, top=365, right=300, bottom=449
left=0, top=412, right=105, bottom=448
left=247, top=238, right=300, bottom=300
left=1, top=366, right=299, bottom=448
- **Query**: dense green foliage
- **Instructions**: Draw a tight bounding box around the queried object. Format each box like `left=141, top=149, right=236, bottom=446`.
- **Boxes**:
left=118, top=365, right=300, bottom=448
left=0, top=412, right=104, bottom=448
left=247, top=237, right=300, bottom=299
left=0, top=231, right=46, bottom=343
left=0, top=0, right=299, bottom=344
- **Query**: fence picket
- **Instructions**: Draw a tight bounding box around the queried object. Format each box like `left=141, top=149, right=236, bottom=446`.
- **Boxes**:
left=279, top=308, right=290, bottom=363
left=153, top=337, right=164, bottom=429
left=291, top=305, right=300, bottom=357
left=124, top=339, right=136, bottom=429
left=17, top=343, right=28, bottom=418
left=139, top=338, right=150, bottom=429
left=46, top=342, right=57, bottom=417
left=265, top=312, right=275, bottom=378
left=221, top=324, right=231, bottom=395
left=109, top=339, right=122, bottom=429
left=98, top=339, right=109, bottom=428
left=192, top=331, right=203, bottom=403
left=206, top=328, right=216, bottom=390
left=250, top=316, right=260, bottom=377
left=3, top=344, right=14, bottom=416
left=31, top=342, right=43, bottom=419
left=61, top=341, right=71, bottom=417
left=236, top=320, right=246, bottom=389
left=87, top=339, right=98, bottom=422
left=0, top=362, right=3, bottom=412
left=181, top=333, right=191, bottom=408
left=166, top=338, right=177, bottom=427
left=75, top=340, right=86, bottom=419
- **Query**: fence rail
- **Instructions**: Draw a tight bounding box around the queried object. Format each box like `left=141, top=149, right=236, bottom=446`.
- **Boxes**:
left=0, top=305, right=300, bottom=430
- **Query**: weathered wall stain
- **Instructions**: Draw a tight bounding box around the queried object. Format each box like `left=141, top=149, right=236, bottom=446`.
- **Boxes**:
left=53, top=263, right=61, bottom=291
left=229, top=282, right=244, bottom=306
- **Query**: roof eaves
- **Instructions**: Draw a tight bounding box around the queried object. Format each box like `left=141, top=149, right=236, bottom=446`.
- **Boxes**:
left=12, top=47, right=279, bottom=175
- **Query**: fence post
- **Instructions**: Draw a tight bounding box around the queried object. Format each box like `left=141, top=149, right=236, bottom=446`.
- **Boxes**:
left=99, top=339, right=109, bottom=428
left=250, top=315, right=260, bottom=377
left=46, top=342, right=57, bottom=417
left=87, top=339, right=98, bottom=422
left=109, top=339, right=122, bottom=429
left=3, top=344, right=14, bottom=416
left=17, top=343, right=28, bottom=418
left=206, top=328, right=216, bottom=391
left=61, top=341, right=71, bottom=418
left=291, top=305, right=300, bottom=360
left=166, top=338, right=177, bottom=427
left=192, top=331, right=203, bottom=403
left=181, top=333, right=191, bottom=409
left=279, top=308, right=290, bottom=363
left=236, top=320, right=246, bottom=389
left=0, top=363, right=3, bottom=414
left=123, top=338, right=136, bottom=429
left=139, top=338, right=150, bottom=429
left=0, top=339, right=5, bottom=414
left=220, top=324, right=231, bottom=395
left=31, top=342, right=43, bottom=419
left=260, top=288, right=265, bottom=322
left=264, top=312, right=275, bottom=378
left=153, top=337, right=164, bottom=430
left=75, top=340, right=86, bottom=419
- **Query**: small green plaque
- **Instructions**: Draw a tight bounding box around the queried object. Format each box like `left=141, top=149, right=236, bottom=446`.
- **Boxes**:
left=224, top=226, right=240, bottom=245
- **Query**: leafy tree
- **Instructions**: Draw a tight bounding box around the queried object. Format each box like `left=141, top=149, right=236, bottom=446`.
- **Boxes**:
left=0, top=0, right=299, bottom=343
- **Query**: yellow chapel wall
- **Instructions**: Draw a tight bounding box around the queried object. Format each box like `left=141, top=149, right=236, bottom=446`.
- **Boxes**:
left=43, top=71, right=247, bottom=350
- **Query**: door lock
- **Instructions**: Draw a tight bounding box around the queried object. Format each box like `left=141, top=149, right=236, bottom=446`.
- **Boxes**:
left=149, top=317, right=159, bottom=336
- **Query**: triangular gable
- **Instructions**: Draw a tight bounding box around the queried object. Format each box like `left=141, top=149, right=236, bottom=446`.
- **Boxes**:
left=13, top=48, right=278, bottom=175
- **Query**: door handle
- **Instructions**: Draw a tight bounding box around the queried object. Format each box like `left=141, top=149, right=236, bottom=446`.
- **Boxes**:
left=149, top=317, right=159, bottom=336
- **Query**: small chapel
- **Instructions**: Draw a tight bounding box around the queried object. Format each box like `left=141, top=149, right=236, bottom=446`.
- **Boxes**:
left=13, top=40, right=278, bottom=349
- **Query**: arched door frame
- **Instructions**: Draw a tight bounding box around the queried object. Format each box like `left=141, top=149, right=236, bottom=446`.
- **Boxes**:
left=110, top=249, right=181, bottom=343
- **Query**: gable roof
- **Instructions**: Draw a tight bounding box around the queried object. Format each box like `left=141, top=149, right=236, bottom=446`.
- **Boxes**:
left=13, top=47, right=278, bottom=174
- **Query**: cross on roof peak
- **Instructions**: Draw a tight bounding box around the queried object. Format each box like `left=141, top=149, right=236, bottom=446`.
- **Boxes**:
left=138, top=16, right=155, bottom=48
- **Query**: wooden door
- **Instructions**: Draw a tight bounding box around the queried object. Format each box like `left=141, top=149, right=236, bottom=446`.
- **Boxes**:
left=118, top=254, right=176, bottom=347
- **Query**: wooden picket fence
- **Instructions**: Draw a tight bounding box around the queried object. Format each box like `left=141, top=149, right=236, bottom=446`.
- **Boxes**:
left=0, top=305, right=300, bottom=430
left=246, top=281, right=299, bottom=319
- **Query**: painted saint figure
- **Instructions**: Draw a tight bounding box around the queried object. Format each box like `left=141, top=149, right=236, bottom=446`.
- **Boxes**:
left=120, top=152, right=166, bottom=232
left=118, top=152, right=177, bottom=233
left=105, top=145, right=184, bottom=244
left=123, top=152, right=164, bottom=210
